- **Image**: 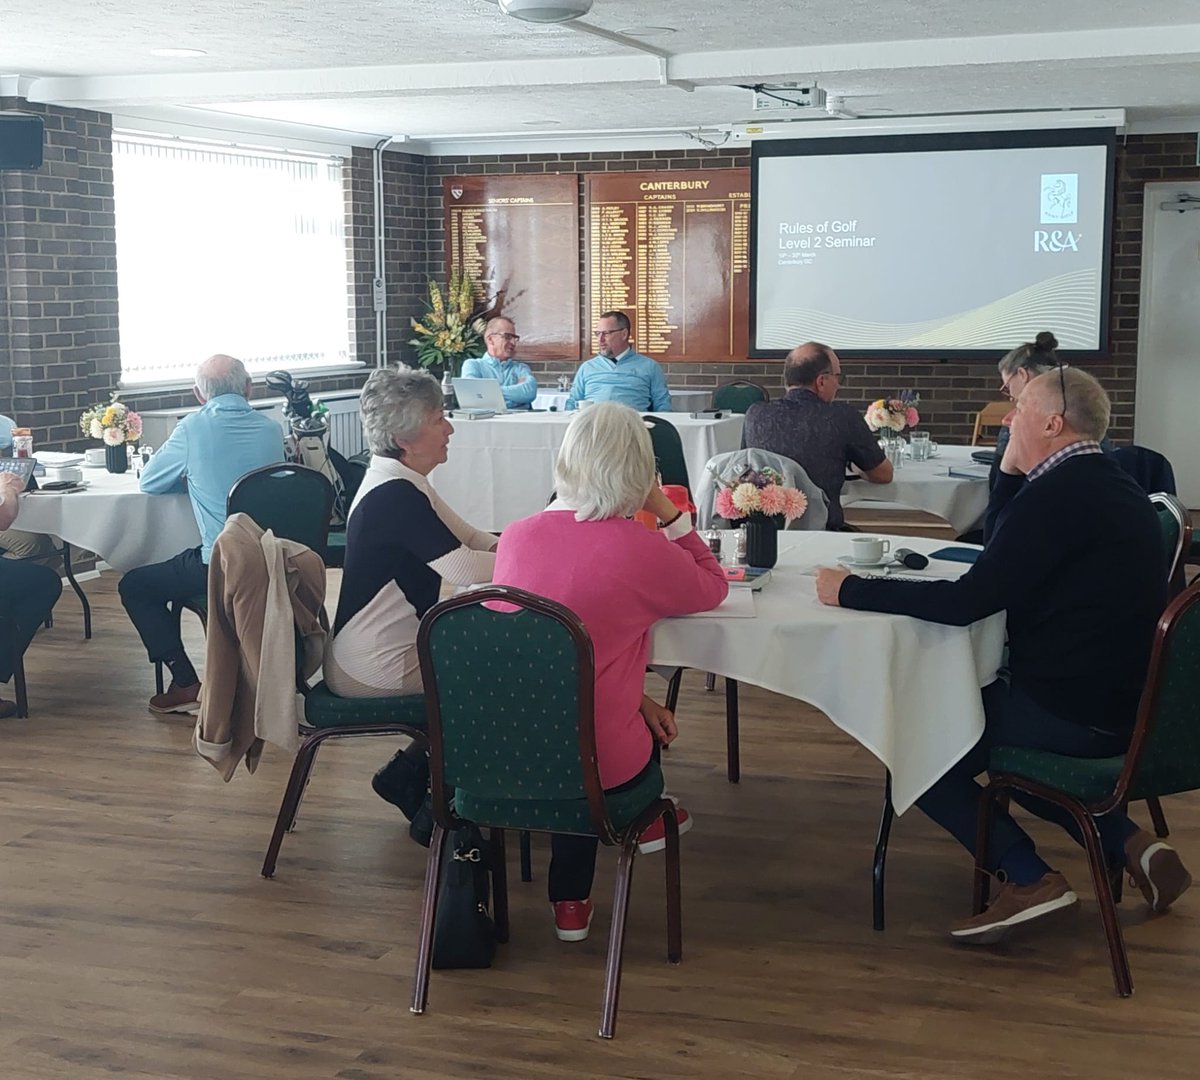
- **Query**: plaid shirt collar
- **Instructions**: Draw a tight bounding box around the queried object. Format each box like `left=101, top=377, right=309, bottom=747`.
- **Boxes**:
left=1026, top=439, right=1103, bottom=482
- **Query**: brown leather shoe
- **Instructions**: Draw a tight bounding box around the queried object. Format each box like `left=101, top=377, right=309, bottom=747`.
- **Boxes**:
left=1126, top=829, right=1192, bottom=913
left=950, top=871, right=1077, bottom=944
left=149, top=681, right=202, bottom=715
left=0, top=698, right=18, bottom=720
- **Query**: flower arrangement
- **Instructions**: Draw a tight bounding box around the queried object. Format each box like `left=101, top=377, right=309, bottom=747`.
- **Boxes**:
left=712, top=466, right=808, bottom=524
left=409, top=268, right=491, bottom=376
left=865, top=391, right=920, bottom=433
left=80, top=395, right=142, bottom=446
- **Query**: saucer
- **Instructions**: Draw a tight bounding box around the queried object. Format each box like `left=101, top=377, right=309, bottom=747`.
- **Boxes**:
left=837, top=554, right=896, bottom=571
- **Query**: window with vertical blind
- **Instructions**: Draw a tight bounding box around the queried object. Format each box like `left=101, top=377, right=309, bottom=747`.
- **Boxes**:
left=112, top=132, right=356, bottom=386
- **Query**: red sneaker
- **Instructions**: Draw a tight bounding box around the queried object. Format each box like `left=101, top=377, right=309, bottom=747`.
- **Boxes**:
left=636, top=806, right=693, bottom=855
left=553, top=899, right=594, bottom=942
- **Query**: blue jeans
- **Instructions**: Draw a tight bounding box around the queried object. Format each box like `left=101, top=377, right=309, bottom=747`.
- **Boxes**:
left=915, top=679, right=1137, bottom=885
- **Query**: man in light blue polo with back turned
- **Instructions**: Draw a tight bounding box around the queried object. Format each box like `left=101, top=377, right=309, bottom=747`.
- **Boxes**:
left=119, top=354, right=284, bottom=714
left=460, top=316, right=537, bottom=410
left=566, top=310, right=671, bottom=412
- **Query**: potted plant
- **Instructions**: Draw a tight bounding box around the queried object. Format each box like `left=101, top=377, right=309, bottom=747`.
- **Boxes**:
left=80, top=395, right=142, bottom=473
left=409, top=269, right=491, bottom=381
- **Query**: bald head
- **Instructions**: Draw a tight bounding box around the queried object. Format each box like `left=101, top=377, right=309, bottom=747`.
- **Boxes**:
left=195, top=354, right=251, bottom=402
left=1024, top=366, right=1110, bottom=441
left=784, top=342, right=838, bottom=387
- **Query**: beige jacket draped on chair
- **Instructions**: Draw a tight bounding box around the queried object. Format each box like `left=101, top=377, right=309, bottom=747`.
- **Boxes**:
left=194, top=512, right=328, bottom=780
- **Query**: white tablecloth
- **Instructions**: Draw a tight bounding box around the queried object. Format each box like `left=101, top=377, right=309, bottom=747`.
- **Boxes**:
left=430, top=412, right=745, bottom=531
left=841, top=444, right=991, bottom=533
left=17, top=468, right=200, bottom=572
left=534, top=388, right=713, bottom=413
left=649, top=531, right=1005, bottom=813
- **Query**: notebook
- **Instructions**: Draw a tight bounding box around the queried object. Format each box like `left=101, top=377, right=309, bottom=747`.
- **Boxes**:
left=452, top=377, right=508, bottom=415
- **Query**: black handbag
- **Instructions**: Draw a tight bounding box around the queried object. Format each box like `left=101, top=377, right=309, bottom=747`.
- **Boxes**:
left=431, top=824, right=498, bottom=970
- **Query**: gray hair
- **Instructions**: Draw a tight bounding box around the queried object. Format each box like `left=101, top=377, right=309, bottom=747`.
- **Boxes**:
left=1027, top=366, right=1111, bottom=441
left=195, top=354, right=251, bottom=399
left=360, top=365, right=444, bottom=459
left=998, top=331, right=1059, bottom=379
left=555, top=402, right=656, bottom=521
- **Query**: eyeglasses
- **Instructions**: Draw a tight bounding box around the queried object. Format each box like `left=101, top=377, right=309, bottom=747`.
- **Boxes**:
left=1000, top=372, right=1021, bottom=401
left=1056, top=362, right=1068, bottom=418
left=819, top=368, right=843, bottom=383
left=489, top=331, right=520, bottom=343
left=595, top=328, right=628, bottom=339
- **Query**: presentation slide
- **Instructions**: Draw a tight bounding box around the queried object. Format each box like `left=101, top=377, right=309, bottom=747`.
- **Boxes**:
left=752, top=134, right=1112, bottom=356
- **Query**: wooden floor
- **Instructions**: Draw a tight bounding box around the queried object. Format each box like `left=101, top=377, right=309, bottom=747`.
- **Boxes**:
left=4, top=569, right=1200, bottom=1079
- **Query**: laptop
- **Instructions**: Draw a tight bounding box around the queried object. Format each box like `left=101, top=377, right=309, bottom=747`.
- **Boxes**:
left=452, top=377, right=508, bottom=415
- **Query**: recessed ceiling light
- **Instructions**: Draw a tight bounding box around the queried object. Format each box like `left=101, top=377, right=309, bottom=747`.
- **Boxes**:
left=150, top=47, right=208, bottom=58
left=522, top=119, right=562, bottom=127
left=616, top=26, right=677, bottom=39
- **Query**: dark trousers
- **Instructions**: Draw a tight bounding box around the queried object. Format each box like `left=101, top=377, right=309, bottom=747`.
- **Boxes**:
left=549, top=752, right=660, bottom=903
left=916, top=679, right=1136, bottom=885
left=118, top=547, right=207, bottom=664
left=0, top=559, right=62, bottom=683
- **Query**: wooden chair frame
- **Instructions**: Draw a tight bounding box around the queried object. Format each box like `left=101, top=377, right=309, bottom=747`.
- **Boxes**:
left=970, top=401, right=1011, bottom=446
left=411, top=586, right=682, bottom=1039
left=972, top=580, right=1200, bottom=997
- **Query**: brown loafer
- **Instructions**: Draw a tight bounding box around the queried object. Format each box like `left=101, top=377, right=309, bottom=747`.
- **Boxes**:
left=149, top=681, right=202, bottom=715
left=950, top=871, right=1077, bottom=944
left=0, top=698, right=18, bottom=720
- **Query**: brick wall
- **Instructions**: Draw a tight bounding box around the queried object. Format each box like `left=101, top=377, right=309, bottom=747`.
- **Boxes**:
left=4, top=111, right=1197, bottom=450
left=0, top=98, right=120, bottom=450
left=416, top=135, right=1200, bottom=443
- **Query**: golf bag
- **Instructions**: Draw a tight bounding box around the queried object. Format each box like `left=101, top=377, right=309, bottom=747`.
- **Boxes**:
left=265, top=370, right=353, bottom=526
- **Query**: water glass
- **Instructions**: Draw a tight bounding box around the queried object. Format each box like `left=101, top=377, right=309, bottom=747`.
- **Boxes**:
left=910, top=431, right=931, bottom=462
left=887, top=439, right=904, bottom=469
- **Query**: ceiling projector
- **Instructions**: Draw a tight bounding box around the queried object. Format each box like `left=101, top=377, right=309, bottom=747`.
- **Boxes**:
left=499, top=0, right=593, bottom=22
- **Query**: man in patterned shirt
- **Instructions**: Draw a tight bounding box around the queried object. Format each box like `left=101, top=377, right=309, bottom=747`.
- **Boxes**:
left=741, top=342, right=892, bottom=529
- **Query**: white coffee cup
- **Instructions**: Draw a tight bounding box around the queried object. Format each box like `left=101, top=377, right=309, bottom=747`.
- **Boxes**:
left=576, top=398, right=595, bottom=411
left=848, top=536, right=891, bottom=564
left=84, top=447, right=106, bottom=466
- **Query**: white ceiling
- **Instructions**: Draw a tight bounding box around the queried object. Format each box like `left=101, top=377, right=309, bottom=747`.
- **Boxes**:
left=3, top=0, right=1200, bottom=150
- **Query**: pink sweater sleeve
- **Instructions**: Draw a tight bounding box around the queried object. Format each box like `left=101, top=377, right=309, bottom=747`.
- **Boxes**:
left=633, top=527, right=729, bottom=620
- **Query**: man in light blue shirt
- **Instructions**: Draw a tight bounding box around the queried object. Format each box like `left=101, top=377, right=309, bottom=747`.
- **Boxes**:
left=460, top=317, right=537, bottom=410
left=119, top=354, right=284, bottom=714
left=566, top=311, right=671, bottom=412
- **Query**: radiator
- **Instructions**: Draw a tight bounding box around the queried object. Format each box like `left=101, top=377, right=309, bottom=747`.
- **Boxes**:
left=137, top=388, right=365, bottom=458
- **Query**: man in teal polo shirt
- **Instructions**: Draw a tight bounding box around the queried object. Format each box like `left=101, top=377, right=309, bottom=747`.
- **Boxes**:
left=119, top=354, right=284, bottom=714
left=460, top=316, right=537, bottom=410
left=566, top=311, right=672, bottom=412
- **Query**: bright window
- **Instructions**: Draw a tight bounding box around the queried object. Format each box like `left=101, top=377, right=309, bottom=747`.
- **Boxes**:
left=113, top=132, right=355, bottom=385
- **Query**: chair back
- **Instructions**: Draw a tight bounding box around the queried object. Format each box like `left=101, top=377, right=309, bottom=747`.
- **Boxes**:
left=712, top=380, right=769, bottom=414
left=971, top=401, right=1011, bottom=446
left=695, top=448, right=829, bottom=531
left=1149, top=493, right=1193, bottom=599
left=642, top=415, right=690, bottom=494
left=1121, top=578, right=1200, bottom=803
left=227, top=464, right=335, bottom=557
left=417, top=586, right=617, bottom=842
left=1114, top=445, right=1177, bottom=496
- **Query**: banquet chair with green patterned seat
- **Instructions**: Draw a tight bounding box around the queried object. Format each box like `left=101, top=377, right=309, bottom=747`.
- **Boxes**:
left=260, top=667, right=428, bottom=878
left=973, top=576, right=1200, bottom=998
left=712, top=379, right=769, bottom=414
left=411, top=586, right=683, bottom=1040
left=1138, top=493, right=1192, bottom=838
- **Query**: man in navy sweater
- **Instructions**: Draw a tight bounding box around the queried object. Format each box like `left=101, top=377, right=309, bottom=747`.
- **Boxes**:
left=817, top=367, right=1191, bottom=941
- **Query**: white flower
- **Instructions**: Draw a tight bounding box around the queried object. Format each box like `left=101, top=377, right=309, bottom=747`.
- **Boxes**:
left=102, top=427, right=124, bottom=446
left=90, top=419, right=104, bottom=439
left=731, top=482, right=760, bottom=514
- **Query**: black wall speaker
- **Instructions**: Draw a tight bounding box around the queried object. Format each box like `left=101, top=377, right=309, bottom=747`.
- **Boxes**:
left=0, top=112, right=45, bottom=170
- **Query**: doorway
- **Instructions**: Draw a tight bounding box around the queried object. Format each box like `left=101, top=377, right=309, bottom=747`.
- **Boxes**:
left=1136, top=182, right=1200, bottom=509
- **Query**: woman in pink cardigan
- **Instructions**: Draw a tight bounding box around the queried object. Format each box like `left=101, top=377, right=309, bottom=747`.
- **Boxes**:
left=493, top=402, right=728, bottom=942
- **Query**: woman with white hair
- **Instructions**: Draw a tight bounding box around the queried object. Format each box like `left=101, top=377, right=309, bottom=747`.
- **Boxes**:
left=326, top=366, right=496, bottom=820
left=492, top=401, right=728, bottom=942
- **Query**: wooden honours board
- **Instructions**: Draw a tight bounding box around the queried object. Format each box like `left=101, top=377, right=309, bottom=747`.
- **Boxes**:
left=444, top=174, right=579, bottom=360
left=584, top=169, right=750, bottom=361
